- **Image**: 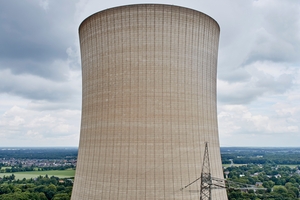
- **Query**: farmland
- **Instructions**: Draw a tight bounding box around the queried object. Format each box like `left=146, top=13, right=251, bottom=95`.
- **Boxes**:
left=0, top=169, right=75, bottom=180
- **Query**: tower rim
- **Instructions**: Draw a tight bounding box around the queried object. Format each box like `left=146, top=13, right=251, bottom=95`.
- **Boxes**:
left=78, top=4, right=220, bottom=33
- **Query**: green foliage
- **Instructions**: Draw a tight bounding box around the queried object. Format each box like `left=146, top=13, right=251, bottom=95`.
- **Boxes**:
left=52, top=193, right=70, bottom=200
left=0, top=175, right=72, bottom=200
left=227, top=164, right=300, bottom=200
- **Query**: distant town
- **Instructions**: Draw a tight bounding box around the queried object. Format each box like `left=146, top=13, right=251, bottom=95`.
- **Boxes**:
left=0, top=157, right=76, bottom=171
left=0, top=147, right=77, bottom=172
left=1, top=147, right=300, bottom=199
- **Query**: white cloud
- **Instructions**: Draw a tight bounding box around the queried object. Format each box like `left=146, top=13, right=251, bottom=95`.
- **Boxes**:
left=218, top=102, right=300, bottom=147
left=0, top=105, right=80, bottom=146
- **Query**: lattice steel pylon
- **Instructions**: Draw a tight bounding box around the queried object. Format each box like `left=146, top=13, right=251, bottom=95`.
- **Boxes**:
left=200, top=142, right=212, bottom=200
left=180, top=142, right=226, bottom=199
left=180, top=143, right=266, bottom=199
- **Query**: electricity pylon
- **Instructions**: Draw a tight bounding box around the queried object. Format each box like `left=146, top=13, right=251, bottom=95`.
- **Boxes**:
left=200, top=142, right=212, bottom=200
left=180, top=142, right=265, bottom=199
left=180, top=142, right=223, bottom=200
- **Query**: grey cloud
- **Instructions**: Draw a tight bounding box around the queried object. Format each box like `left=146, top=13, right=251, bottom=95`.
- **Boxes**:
left=0, top=70, right=77, bottom=102
left=0, top=59, right=69, bottom=81
left=218, top=68, right=251, bottom=83
left=218, top=88, right=263, bottom=105
left=245, top=28, right=299, bottom=64
left=27, top=100, right=81, bottom=111
left=244, top=1, right=300, bottom=65
left=218, top=68, right=294, bottom=105
left=0, top=1, right=78, bottom=80
left=256, top=73, right=293, bottom=94
left=217, top=1, right=299, bottom=105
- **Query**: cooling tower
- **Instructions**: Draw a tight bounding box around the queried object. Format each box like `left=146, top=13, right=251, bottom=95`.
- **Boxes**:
left=72, top=4, right=227, bottom=200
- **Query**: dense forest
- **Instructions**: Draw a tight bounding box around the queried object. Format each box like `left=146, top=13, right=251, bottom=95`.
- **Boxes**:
left=0, top=175, right=72, bottom=200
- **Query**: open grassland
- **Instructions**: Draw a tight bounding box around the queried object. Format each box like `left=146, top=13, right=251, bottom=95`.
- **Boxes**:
left=279, top=164, right=299, bottom=168
left=0, top=169, right=75, bottom=180
left=0, top=167, right=12, bottom=170
left=223, top=164, right=299, bottom=168
left=222, top=164, right=247, bottom=168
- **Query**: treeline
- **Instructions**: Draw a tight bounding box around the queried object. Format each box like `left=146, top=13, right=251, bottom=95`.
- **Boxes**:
left=0, top=175, right=72, bottom=200
left=0, top=165, right=75, bottom=173
left=221, top=147, right=300, bottom=165
left=0, top=148, right=77, bottom=160
left=238, top=158, right=299, bottom=165
left=222, top=156, right=300, bottom=165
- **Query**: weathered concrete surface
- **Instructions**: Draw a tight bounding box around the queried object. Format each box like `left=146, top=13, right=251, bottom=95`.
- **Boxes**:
left=72, top=4, right=227, bottom=200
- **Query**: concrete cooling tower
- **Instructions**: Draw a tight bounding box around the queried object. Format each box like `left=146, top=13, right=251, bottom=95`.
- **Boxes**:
left=71, top=4, right=227, bottom=200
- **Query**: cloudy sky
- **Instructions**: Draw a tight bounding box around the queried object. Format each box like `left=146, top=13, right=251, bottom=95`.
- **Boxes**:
left=0, top=0, right=299, bottom=147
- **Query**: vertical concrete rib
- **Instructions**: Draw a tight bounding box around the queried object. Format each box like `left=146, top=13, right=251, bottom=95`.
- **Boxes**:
left=72, top=4, right=227, bottom=200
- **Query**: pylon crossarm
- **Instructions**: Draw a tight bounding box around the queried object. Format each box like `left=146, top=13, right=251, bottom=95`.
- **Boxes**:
left=181, top=176, right=266, bottom=191
left=180, top=177, right=201, bottom=191
left=224, top=179, right=267, bottom=191
left=211, top=177, right=226, bottom=188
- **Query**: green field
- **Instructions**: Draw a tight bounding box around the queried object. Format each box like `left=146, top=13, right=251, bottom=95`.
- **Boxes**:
left=278, top=164, right=299, bottom=168
left=222, top=164, right=299, bottom=168
left=1, top=167, right=12, bottom=170
left=222, top=164, right=247, bottom=168
left=0, top=169, right=75, bottom=180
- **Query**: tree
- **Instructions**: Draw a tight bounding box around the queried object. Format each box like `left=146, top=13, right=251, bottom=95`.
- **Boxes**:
left=52, top=193, right=70, bottom=200
left=38, top=192, right=48, bottom=200
left=0, top=184, right=11, bottom=195
left=44, top=184, right=57, bottom=200
left=273, top=185, right=288, bottom=195
left=263, top=180, right=274, bottom=189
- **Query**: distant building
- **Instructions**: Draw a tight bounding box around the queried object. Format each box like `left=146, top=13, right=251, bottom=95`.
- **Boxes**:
left=252, top=172, right=260, bottom=177
left=255, top=182, right=263, bottom=187
left=274, top=174, right=281, bottom=178
left=224, top=171, right=230, bottom=179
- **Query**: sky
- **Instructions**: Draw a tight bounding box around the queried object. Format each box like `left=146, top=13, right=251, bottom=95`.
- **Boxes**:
left=0, top=0, right=299, bottom=147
